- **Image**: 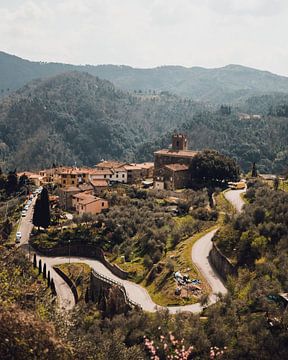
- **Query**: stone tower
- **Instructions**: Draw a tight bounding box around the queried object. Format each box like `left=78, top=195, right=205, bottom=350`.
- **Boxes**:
left=172, top=133, right=188, bottom=151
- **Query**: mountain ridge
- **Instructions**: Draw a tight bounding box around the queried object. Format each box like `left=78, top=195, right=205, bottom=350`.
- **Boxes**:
left=2, top=51, right=288, bottom=103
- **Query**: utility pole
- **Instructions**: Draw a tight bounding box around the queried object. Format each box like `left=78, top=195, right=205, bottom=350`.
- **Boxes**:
left=68, top=240, right=71, bottom=264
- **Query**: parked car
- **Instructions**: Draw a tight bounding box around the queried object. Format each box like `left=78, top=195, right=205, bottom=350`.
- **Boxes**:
left=15, top=231, right=21, bottom=243
left=21, top=210, right=27, bottom=217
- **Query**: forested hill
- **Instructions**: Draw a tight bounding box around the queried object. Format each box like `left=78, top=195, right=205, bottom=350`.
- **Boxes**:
left=2, top=51, right=288, bottom=103
left=0, top=71, right=204, bottom=170
left=136, top=96, right=288, bottom=174
left=0, top=71, right=288, bottom=173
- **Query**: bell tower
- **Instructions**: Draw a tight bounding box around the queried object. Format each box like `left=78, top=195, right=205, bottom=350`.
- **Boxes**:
left=172, top=133, right=188, bottom=151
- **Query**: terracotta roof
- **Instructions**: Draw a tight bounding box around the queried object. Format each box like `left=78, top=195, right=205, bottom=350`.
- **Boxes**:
left=154, top=149, right=198, bottom=158
left=90, top=179, right=109, bottom=187
left=62, top=186, right=81, bottom=193
left=95, top=160, right=126, bottom=169
left=139, top=162, right=154, bottom=169
left=73, top=192, right=90, bottom=199
left=124, top=165, right=142, bottom=171
left=90, top=169, right=113, bottom=176
left=78, top=184, right=93, bottom=191
left=164, top=164, right=189, bottom=172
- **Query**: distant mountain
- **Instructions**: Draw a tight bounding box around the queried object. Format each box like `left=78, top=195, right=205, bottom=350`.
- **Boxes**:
left=1, top=71, right=288, bottom=173
left=2, top=51, right=288, bottom=103
left=0, top=71, right=204, bottom=170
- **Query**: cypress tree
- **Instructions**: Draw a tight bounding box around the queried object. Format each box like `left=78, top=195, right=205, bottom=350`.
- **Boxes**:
left=43, top=263, right=47, bottom=279
left=252, top=162, right=258, bottom=178
left=47, top=270, right=51, bottom=287
left=33, top=198, right=42, bottom=229
left=50, top=278, right=56, bottom=295
left=39, top=187, right=50, bottom=229
left=38, top=259, right=42, bottom=274
left=33, top=253, right=37, bottom=268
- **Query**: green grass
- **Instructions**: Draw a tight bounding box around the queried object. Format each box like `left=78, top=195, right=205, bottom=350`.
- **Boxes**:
left=7, top=221, right=20, bottom=245
left=55, top=263, right=91, bottom=300
left=140, top=225, right=217, bottom=306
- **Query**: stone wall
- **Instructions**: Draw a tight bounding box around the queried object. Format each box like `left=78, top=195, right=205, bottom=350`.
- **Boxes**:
left=33, top=244, right=129, bottom=280
left=209, top=242, right=237, bottom=281
left=90, top=270, right=139, bottom=314
left=53, top=266, right=79, bottom=303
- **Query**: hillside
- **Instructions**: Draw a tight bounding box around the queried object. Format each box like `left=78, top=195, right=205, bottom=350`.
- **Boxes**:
left=2, top=52, right=288, bottom=103
left=136, top=97, right=288, bottom=174
left=0, top=71, right=203, bottom=170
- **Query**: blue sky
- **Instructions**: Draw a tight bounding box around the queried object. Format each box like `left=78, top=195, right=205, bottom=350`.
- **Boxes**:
left=1, top=0, right=288, bottom=75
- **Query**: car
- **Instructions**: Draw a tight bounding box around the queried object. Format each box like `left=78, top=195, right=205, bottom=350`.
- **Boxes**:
left=24, top=205, right=29, bottom=211
left=15, top=231, right=21, bottom=243
left=21, top=210, right=27, bottom=217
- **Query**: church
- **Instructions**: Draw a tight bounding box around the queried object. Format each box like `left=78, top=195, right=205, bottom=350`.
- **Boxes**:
left=154, top=133, right=198, bottom=190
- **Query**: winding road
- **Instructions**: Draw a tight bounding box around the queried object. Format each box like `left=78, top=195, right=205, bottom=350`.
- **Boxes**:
left=18, top=189, right=245, bottom=313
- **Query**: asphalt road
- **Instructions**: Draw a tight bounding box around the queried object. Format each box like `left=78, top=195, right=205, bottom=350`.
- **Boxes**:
left=223, top=188, right=246, bottom=213
left=17, top=188, right=245, bottom=312
left=18, top=195, right=74, bottom=310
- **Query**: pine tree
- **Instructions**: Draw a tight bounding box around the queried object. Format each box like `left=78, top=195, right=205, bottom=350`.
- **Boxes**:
left=38, top=259, right=42, bottom=274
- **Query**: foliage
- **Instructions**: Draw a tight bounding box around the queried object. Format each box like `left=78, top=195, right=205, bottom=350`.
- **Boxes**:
left=33, top=188, right=50, bottom=229
left=190, top=149, right=239, bottom=184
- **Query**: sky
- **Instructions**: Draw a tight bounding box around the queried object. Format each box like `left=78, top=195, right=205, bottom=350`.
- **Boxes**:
left=1, top=0, right=288, bottom=75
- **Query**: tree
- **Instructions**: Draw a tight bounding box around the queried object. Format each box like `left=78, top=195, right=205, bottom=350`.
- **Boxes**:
left=38, top=259, right=42, bottom=274
left=251, top=162, right=258, bottom=177
left=273, top=176, right=279, bottom=191
left=39, top=188, right=50, bottom=228
left=47, top=270, right=51, bottom=287
left=43, top=263, right=47, bottom=279
left=190, top=149, right=239, bottom=184
left=5, top=170, right=18, bottom=194
left=33, top=198, right=42, bottom=229
left=33, top=253, right=37, bottom=268
left=32, top=188, right=50, bottom=229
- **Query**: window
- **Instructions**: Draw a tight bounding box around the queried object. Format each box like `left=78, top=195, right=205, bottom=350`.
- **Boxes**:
left=63, top=180, right=66, bottom=184
left=122, top=174, right=125, bottom=178
left=110, top=175, right=112, bottom=178
left=102, top=202, right=105, bottom=207
left=116, top=174, right=118, bottom=178
left=104, top=175, right=106, bottom=178
left=72, top=180, right=75, bottom=184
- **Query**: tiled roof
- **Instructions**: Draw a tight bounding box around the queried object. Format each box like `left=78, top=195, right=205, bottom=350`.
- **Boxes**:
left=138, top=162, right=154, bottom=169
left=90, top=169, right=113, bottom=175
left=90, top=179, right=109, bottom=187
left=164, top=163, right=189, bottom=172
left=95, top=160, right=126, bottom=169
left=154, top=149, right=198, bottom=158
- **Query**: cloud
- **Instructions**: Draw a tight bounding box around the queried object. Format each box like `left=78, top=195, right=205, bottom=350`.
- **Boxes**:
left=0, top=0, right=288, bottom=75
left=203, top=0, right=288, bottom=17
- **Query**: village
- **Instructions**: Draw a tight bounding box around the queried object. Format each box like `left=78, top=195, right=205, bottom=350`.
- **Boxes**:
left=18, top=134, right=201, bottom=216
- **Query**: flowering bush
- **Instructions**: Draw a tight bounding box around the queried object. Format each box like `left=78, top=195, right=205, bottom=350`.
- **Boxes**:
left=144, top=328, right=226, bottom=360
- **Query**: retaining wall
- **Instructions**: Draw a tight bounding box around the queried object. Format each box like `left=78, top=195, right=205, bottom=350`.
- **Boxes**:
left=209, top=242, right=236, bottom=281
left=33, top=244, right=128, bottom=279
left=53, top=266, right=79, bottom=303
left=90, top=270, right=139, bottom=314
